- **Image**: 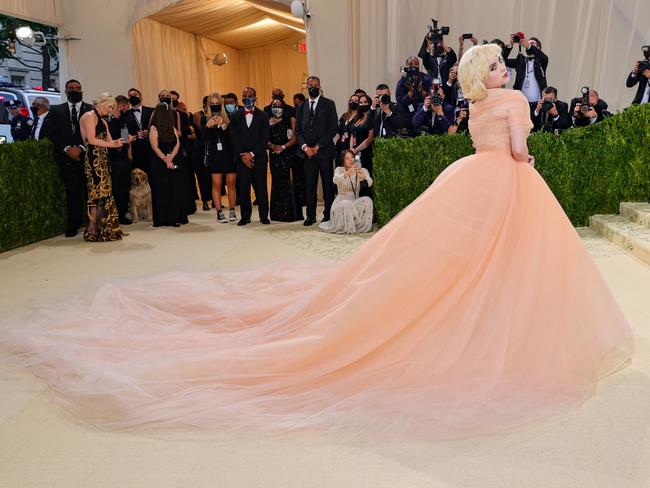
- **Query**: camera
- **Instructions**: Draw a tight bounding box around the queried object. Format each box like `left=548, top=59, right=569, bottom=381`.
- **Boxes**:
left=541, top=99, right=555, bottom=113
left=511, top=31, right=525, bottom=43
left=430, top=78, right=443, bottom=106
left=426, top=18, right=450, bottom=56
left=400, top=65, right=420, bottom=86
left=379, top=94, right=391, bottom=105
left=579, top=86, right=591, bottom=115
left=638, top=47, right=650, bottom=73
left=457, top=98, right=469, bottom=111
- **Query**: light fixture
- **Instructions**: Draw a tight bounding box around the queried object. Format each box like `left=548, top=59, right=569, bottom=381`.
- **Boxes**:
left=15, top=26, right=36, bottom=46
left=15, top=26, right=80, bottom=47
left=291, top=1, right=310, bottom=19
left=210, top=53, right=229, bottom=66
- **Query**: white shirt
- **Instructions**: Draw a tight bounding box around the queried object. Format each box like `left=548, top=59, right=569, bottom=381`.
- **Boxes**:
left=308, top=95, right=320, bottom=113
left=131, top=105, right=143, bottom=128
left=245, top=111, right=253, bottom=128
left=521, top=59, right=542, bottom=103
left=641, top=80, right=650, bottom=104
left=68, top=102, right=81, bottom=120
left=34, top=111, right=49, bottom=139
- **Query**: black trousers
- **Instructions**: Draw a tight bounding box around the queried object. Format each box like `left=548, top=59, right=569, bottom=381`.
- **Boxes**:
left=304, top=155, right=334, bottom=221
left=237, top=159, right=269, bottom=221
left=110, top=156, right=132, bottom=219
left=58, top=159, right=84, bottom=233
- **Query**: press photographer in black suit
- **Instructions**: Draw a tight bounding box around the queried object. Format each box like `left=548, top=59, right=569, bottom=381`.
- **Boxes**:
left=371, top=84, right=407, bottom=138
left=48, top=79, right=93, bottom=237
left=295, top=76, right=338, bottom=226
left=532, top=86, right=571, bottom=133
left=230, top=87, right=270, bottom=226
left=569, top=88, right=609, bottom=128
left=626, top=46, right=650, bottom=105
left=503, top=34, right=548, bottom=106
left=123, top=88, right=153, bottom=173
left=396, top=56, right=433, bottom=125
left=412, top=84, right=455, bottom=136
left=418, top=22, right=457, bottom=85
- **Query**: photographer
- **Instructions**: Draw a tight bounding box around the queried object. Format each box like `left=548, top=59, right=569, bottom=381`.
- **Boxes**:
left=457, top=34, right=479, bottom=61
left=626, top=46, right=650, bottom=105
left=412, top=83, right=454, bottom=136
left=443, top=63, right=464, bottom=107
left=503, top=34, right=548, bottom=105
left=569, top=88, right=609, bottom=128
left=418, top=20, right=457, bottom=85
left=396, top=56, right=433, bottom=122
left=532, top=86, right=571, bottom=133
left=372, top=84, right=407, bottom=138
left=447, top=99, right=469, bottom=135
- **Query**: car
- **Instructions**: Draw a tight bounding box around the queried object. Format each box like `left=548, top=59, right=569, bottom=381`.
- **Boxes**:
left=0, top=85, right=61, bottom=143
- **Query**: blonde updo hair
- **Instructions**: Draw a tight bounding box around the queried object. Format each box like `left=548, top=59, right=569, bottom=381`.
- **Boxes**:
left=93, top=92, right=117, bottom=111
left=458, top=43, right=502, bottom=102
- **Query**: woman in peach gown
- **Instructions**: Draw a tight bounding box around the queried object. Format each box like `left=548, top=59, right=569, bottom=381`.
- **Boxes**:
left=0, top=45, right=633, bottom=438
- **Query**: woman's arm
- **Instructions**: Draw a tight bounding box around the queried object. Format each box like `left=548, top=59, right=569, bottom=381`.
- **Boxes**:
left=332, top=166, right=346, bottom=184
left=353, top=124, right=374, bottom=153
left=148, top=126, right=169, bottom=161
left=284, top=117, right=297, bottom=148
left=80, top=112, right=120, bottom=149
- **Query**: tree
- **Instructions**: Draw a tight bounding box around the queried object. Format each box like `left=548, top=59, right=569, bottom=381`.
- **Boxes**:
left=0, top=14, right=59, bottom=89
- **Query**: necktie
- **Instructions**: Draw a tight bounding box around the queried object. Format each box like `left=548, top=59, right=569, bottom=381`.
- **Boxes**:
left=309, top=101, right=315, bottom=122
left=71, top=103, right=78, bottom=135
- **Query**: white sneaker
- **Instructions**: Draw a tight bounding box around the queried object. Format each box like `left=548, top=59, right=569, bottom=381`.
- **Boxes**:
left=228, top=208, right=237, bottom=221
left=216, top=210, right=228, bottom=223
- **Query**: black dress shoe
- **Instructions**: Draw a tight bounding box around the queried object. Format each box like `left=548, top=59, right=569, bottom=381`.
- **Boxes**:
left=64, top=230, right=78, bottom=237
left=202, top=202, right=210, bottom=211
left=303, top=218, right=316, bottom=226
left=237, top=218, right=251, bottom=226
left=260, top=218, right=270, bottom=225
left=119, top=218, right=133, bottom=225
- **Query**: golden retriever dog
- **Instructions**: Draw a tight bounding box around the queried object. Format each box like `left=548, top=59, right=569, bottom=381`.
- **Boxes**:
left=129, top=168, right=153, bottom=223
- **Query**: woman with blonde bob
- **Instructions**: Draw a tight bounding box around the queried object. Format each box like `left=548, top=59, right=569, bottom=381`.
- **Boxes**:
left=2, top=45, right=632, bottom=439
left=78, top=93, right=127, bottom=241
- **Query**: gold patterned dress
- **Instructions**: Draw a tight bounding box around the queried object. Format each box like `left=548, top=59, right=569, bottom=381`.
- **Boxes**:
left=83, top=109, right=125, bottom=242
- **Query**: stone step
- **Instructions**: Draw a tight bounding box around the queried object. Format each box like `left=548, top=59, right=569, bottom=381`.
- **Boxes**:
left=620, top=202, right=650, bottom=229
left=589, top=214, right=650, bottom=266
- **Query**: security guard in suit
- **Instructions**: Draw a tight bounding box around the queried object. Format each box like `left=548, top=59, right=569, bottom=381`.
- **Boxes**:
left=5, top=100, right=33, bottom=141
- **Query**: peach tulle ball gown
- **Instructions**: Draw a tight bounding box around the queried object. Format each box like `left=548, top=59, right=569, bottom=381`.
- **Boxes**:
left=1, top=89, right=633, bottom=438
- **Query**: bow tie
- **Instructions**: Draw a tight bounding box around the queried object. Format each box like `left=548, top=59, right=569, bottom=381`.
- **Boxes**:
left=244, top=109, right=254, bottom=115
left=133, top=108, right=141, bottom=113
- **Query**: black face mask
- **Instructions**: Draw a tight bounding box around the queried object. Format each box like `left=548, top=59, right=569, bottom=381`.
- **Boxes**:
left=348, top=101, right=359, bottom=110
left=67, top=90, right=83, bottom=103
left=359, top=104, right=370, bottom=113
left=210, top=104, right=222, bottom=114
left=308, top=87, right=320, bottom=98
left=30, top=106, right=39, bottom=117
left=129, top=95, right=141, bottom=106
left=171, top=99, right=179, bottom=109
left=160, top=97, right=172, bottom=106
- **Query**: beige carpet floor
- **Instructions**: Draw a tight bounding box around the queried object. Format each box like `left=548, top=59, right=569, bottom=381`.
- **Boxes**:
left=1, top=210, right=649, bottom=488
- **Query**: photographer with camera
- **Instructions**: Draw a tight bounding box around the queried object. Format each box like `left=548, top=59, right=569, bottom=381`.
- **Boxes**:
left=569, top=87, right=609, bottom=128
left=447, top=98, right=469, bottom=135
left=412, top=81, right=454, bottom=136
left=503, top=34, right=548, bottom=106
left=443, top=63, right=464, bottom=107
left=532, top=86, right=570, bottom=133
left=626, top=46, right=650, bottom=105
left=418, top=19, right=457, bottom=85
left=396, top=56, right=433, bottom=128
left=372, top=84, right=407, bottom=138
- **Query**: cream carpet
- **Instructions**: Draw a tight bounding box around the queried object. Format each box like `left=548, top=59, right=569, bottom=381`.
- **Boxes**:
left=1, top=210, right=649, bottom=488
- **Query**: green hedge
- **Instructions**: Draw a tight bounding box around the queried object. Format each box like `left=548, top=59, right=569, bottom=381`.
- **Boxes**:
left=373, top=103, right=650, bottom=226
left=0, top=140, right=66, bottom=252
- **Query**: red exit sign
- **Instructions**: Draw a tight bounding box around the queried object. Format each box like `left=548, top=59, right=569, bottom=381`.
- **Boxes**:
left=297, top=40, right=307, bottom=54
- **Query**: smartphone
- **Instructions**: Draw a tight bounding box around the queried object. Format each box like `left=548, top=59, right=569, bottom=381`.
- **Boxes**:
left=354, top=154, right=362, bottom=169
left=462, top=33, right=473, bottom=39
left=120, top=127, right=129, bottom=142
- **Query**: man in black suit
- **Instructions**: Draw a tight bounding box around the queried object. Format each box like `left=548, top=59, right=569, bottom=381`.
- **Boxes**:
left=230, top=87, right=270, bottom=226
left=295, top=76, right=338, bottom=226
left=29, top=96, right=52, bottom=141
left=503, top=35, right=548, bottom=108
left=263, top=88, right=295, bottom=120
left=123, top=88, right=153, bottom=173
left=372, top=84, right=407, bottom=138
left=569, top=89, right=609, bottom=128
left=626, top=55, right=650, bottom=105
left=418, top=35, right=457, bottom=85
left=532, top=86, right=571, bottom=133
left=47, top=79, right=93, bottom=237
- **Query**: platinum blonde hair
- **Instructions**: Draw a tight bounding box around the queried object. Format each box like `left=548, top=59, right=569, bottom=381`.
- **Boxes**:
left=93, top=92, right=116, bottom=110
left=458, top=44, right=503, bottom=102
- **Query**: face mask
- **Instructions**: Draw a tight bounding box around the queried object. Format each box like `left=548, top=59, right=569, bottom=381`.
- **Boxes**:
left=171, top=99, right=179, bottom=109
left=129, top=95, right=141, bottom=106
left=210, top=104, right=222, bottom=114
left=160, top=97, right=172, bottom=106
left=308, top=87, right=320, bottom=98
left=67, top=90, right=83, bottom=103
left=30, top=106, right=38, bottom=117
left=359, top=104, right=370, bottom=113
left=243, top=97, right=256, bottom=109
left=271, top=107, right=284, bottom=118
left=348, top=101, right=359, bottom=110
left=225, top=103, right=236, bottom=113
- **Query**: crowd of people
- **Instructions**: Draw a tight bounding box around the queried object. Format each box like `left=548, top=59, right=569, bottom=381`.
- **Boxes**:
left=4, top=31, right=649, bottom=241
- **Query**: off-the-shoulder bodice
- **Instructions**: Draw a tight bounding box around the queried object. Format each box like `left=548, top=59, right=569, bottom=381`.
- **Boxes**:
left=468, top=89, right=533, bottom=153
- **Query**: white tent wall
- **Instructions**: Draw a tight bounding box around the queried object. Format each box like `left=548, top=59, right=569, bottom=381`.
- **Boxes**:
left=306, top=0, right=650, bottom=113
